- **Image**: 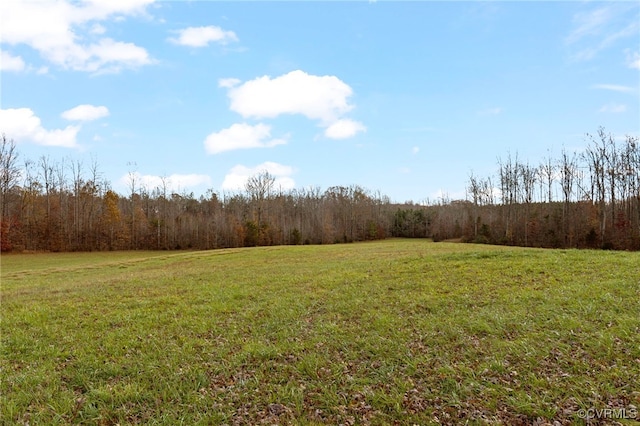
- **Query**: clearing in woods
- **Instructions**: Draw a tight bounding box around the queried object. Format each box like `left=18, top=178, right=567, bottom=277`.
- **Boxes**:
left=1, top=239, right=639, bottom=424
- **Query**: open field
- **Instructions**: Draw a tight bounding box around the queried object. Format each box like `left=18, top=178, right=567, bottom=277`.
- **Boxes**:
left=1, top=239, right=639, bottom=425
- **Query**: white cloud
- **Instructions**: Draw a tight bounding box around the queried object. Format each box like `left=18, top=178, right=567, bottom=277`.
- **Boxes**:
left=0, top=48, right=50, bottom=73
left=0, top=0, right=154, bottom=73
left=218, top=77, right=241, bottom=88
left=0, top=50, right=26, bottom=72
left=324, top=119, right=366, bottom=139
left=412, top=146, right=420, bottom=154
left=73, top=0, right=155, bottom=20
left=565, top=4, right=640, bottom=61
left=626, top=50, right=640, bottom=69
left=221, top=70, right=366, bottom=139
left=592, top=84, right=636, bottom=93
left=204, top=123, right=288, bottom=155
left=565, top=7, right=612, bottom=45
left=224, top=70, right=355, bottom=124
left=62, top=104, right=110, bottom=121
left=169, top=26, right=238, bottom=47
left=0, top=108, right=79, bottom=148
left=221, top=162, right=295, bottom=192
left=120, top=172, right=213, bottom=192
left=90, top=23, right=106, bottom=35
left=82, top=38, right=152, bottom=73
left=599, top=103, right=627, bottom=113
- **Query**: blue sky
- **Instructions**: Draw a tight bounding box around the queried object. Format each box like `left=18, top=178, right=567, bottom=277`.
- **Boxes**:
left=1, top=1, right=638, bottom=203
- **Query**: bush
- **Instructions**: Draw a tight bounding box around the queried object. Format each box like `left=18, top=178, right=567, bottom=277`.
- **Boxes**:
left=290, top=228, right=302, bottom=245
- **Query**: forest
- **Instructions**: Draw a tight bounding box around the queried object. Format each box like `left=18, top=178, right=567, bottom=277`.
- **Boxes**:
left=1, top=127, right=639, bottom=252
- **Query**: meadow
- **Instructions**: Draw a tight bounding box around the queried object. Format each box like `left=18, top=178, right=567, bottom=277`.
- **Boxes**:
left=1, top=239, right=638, bottom=425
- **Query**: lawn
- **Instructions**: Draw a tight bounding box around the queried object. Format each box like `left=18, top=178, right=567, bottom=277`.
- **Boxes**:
left=1, top=240, right=639, bottom=425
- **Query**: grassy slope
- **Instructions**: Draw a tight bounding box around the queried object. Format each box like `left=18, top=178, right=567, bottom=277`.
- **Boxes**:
left=1, top=240, right=639, bottom=425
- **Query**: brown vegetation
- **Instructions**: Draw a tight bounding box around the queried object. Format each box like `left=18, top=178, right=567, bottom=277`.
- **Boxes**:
left=1, top=127, right=638, bottom=252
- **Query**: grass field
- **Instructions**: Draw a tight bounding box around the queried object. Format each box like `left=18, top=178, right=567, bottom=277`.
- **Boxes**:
left=1, top=239, right=639, bottom=425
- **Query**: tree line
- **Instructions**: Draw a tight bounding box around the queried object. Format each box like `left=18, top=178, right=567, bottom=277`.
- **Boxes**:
left=1, top=127, right=639, bottom=252
left=0, top=135, right=391, bottom=252
left=463, top=127, right=640, bottom=249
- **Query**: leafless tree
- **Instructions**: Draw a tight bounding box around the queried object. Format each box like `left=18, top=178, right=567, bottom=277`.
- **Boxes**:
left=539, top=152, right=555, bottom=203
left=0, top=135, right=20, bottom=250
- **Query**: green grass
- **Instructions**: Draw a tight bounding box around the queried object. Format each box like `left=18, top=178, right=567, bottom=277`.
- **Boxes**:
left=1, top=240, right=639, bottom=425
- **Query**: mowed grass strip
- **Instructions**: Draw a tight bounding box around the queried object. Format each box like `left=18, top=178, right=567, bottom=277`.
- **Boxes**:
left=1, top=240, right=639, bottom=425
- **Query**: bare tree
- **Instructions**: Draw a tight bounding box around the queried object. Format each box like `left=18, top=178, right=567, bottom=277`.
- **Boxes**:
left=0, top=135, right=20, bottom=222
left=559, top=149, right=577, bottom=245
left=467, top=172, right=481, bottom=238
left=127, top=163, right=138, bottom=249
left=498, top=152, right=519, bottom=241
left=245, top=171, right=275, bottom=241
left=539, top=152, right=555, bottom=203
left=55, top=158, right=69, bottom=249
left=0, top=135, right=20, bottom=250
left=70, top=159, right=84, bottom=248
left=519, top=162, right=537, bottom=245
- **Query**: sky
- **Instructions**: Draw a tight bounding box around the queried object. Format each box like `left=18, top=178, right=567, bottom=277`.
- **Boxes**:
left=1, top=1, right=639, bottom=203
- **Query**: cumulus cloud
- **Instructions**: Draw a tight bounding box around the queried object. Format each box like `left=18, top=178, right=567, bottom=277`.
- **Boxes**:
left=0, top=108, right=79, bottom=148
left=324, top=119, right=366, bottom=139
left=0, top=0, right=154, bottom=73
left=82, top=38, right=152, bottom=73
left=223, top=70, right=355, bottom=124
left=219, top=70, right=366, bottom=140
left=221, top=162, right=295, bottom=192
left=0, top=50, right=26, bottom=72
left=169, top=26, right=238, bottom=47
left=599, top=103, right=627, bottom=113
left=204, top=123, right=288, bottom=155
left=120, top=172, right=212, bottom=192
left=61, top=104, right=110, bottom=121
